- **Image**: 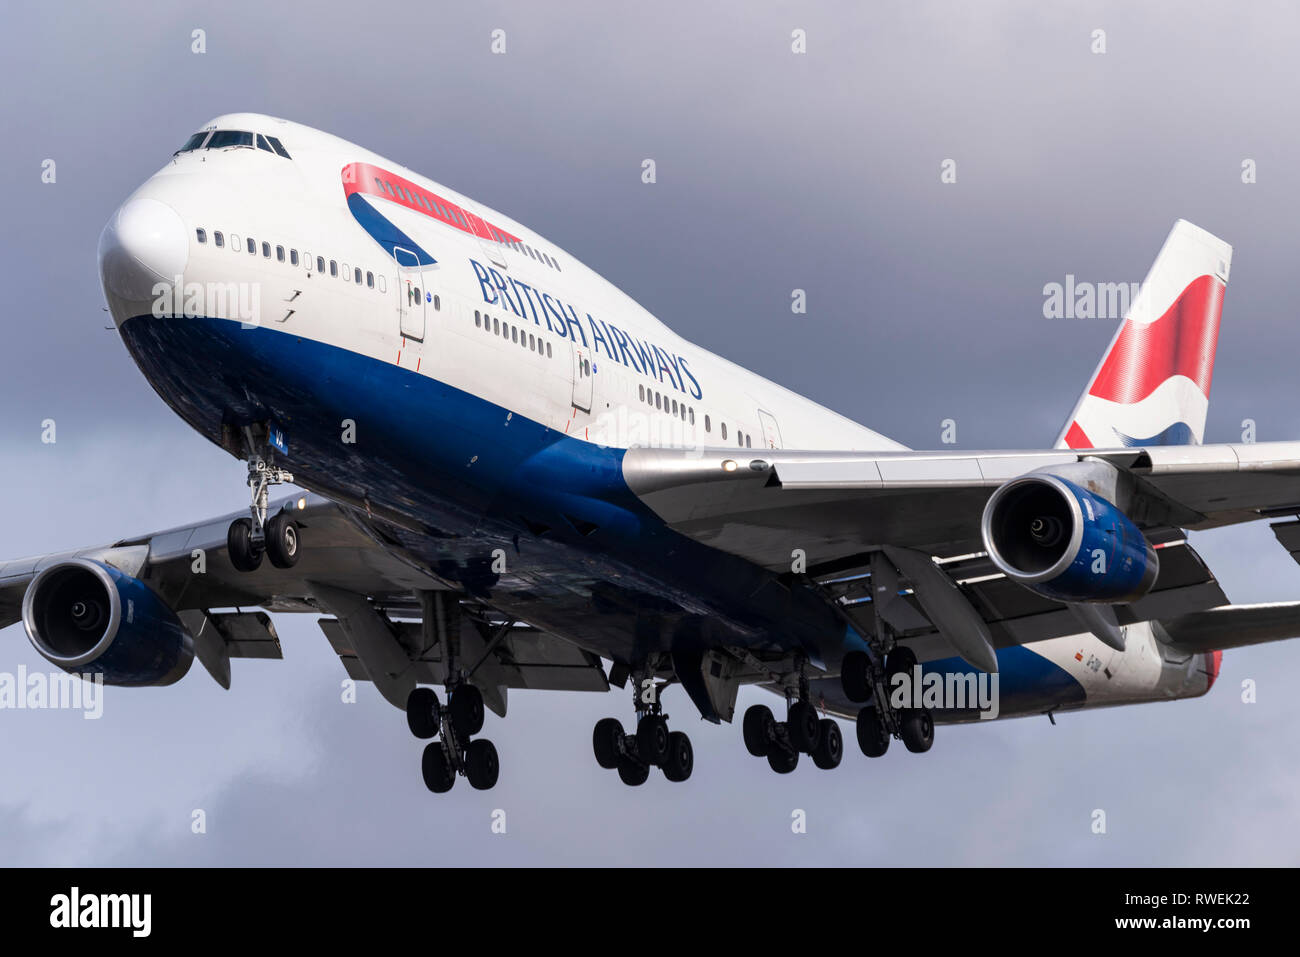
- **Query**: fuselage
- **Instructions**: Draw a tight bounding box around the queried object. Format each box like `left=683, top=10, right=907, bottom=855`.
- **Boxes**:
left=96, top=113, right=1217, bottom=722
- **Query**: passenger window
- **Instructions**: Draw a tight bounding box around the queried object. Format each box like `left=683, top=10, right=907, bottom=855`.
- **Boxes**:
left=493, top=317, right=500, bottom=334
left=214, top=231, right=224, bottom=248
left=378, top=276, right=386, bottom=292
left=290, top=249, right=299, bottom=266
left=689, top=409, right=695, bottom=425
left=248, top=239, right=257, bottom=256
left=366, top=271, right=374, bottom=288
left=330, top=260, right=338, bottom=277
left=276, top=245, right=285, bottom=262
left=546, top=342, right=552, bottom=358
left=262, top=242, right=271, bottom=257
left=355, top=267, right=361, bottom=284
left=639, top=385, right=645, bottom=401
left=511, top=327, right=518, bottom=343
left=672, top=399, right=678, bottom=415
left=341, top=263, right=349, bottom=280
left=303, top=252, right=311, bottom=270
left=232, top=234, right=242, bottom=252
left=196, top=228, right=207, bottom=243
left=721, top=423, right=728, bottom=440
left=746, top=434, right=752, bottom=448
left=705, top=415, right=710, bottom=432
left=317, top=256, right=325, bottom=273
left=529, top=334, right=535, bottom=350
left=475, top=310, right=482, bottom=328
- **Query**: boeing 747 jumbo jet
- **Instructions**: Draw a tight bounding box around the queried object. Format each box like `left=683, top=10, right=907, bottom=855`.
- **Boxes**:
left=6, top=113, right=1300, bottom=793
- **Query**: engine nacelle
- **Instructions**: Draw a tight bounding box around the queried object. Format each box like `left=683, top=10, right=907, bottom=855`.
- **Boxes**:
left=21, top=558, right=193, bottom=686
left=980, top=473, right=1158, bottom=604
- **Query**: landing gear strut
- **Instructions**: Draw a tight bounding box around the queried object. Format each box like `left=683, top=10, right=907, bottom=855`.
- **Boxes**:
left=407, top=612, right=501, bottom=792
left=741, top=655, right=843, bottom=773
left=227, top=430, right=300, bottom=572
left=592, top=660, right=693, bottom=786
left=842, top=644, right=935, bottom=758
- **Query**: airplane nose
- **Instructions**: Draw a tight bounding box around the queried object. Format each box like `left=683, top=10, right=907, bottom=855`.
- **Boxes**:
left=98, top=197, right=189, bottom=302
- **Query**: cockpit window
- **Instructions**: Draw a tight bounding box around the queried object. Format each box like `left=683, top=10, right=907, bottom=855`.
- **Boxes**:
left=256, top=134, right=275, bottom=153
left=206, top=130, right=254, bottom=149
left=175, top=132, right=209, bottom=154
left=264, top=135, right=291, bottom=159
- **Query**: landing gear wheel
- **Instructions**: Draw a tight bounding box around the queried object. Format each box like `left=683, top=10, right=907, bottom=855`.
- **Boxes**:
left=787, top=700, right=821, bottom=754
left=662, top=731, right=694, bottom=782
left=592, top=718, right=624, bottom=769
left=812, top=718, right=843, bottom=769
left=900, top=707, right=935, bottom=753
left=264, top=512, right=300, bottom=569
left=227, top=518, right=263, bottom=572
left=617, top=755, right=650, bottom=786
left=421, top=743, right=455, bottom=793
left=742, top=704, right=776, bottom=757
left=635, top=714, right=670, bottom=767
left=449, top=684, right=485, bottom=739
left=856, top=706, right=890, bottom=758
left=406, top=687, right=441, bottom=739
left=466, top=739, right=500, bottom=790
left=841, top=650, right=872, bottom=703
left=766, top=744, right=799, bottom=774
left=886, top=646, right=918, bottom=681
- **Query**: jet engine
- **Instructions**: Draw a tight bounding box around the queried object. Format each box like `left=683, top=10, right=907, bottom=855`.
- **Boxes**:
left=21, top=558, right=193, bottom=685
left=980, top=473, right=1158, bottom=604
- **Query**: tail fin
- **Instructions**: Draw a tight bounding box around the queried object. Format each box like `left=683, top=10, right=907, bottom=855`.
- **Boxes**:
left=1055, top=220, right=1231, bottom=449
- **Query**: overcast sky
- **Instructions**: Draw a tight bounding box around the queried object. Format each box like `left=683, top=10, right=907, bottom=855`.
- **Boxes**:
left=2, top=0, right=1299, bottom=865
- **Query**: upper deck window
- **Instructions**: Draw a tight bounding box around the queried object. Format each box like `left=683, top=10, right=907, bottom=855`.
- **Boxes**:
left=206, top=130, right=254, bottom=150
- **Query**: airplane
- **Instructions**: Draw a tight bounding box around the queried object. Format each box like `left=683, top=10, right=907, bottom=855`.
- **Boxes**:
left=5, top=111, right=1300, bottom=793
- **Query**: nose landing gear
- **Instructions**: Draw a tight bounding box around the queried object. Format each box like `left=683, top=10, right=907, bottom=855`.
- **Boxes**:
left=226, top=435, right=300, bottom=573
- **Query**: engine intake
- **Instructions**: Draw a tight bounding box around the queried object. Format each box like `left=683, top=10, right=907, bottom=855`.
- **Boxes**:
left=980, top=473, right=1158, bottom=604
left=22, top=558, right=193, bottom=686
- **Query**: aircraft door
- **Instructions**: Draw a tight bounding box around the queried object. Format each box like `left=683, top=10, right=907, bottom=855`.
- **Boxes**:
left=758, top=409, right=783, bottom=449
left=571, top=343, right=593, bottom=413
left=394, top=246, right=426, bottom=341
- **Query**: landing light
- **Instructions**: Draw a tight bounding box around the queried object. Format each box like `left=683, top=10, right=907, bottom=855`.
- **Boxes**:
left=297, top=497, right=307, bottom=510
left=722, top=460, right=738, bottom=472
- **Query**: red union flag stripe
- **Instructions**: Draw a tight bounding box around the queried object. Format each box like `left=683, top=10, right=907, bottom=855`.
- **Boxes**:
left=1063, top=421, right=1093, bottom=449
left=1088, top=274, right=1225, bottom=405
left=341, top=162, right=521, bottom=246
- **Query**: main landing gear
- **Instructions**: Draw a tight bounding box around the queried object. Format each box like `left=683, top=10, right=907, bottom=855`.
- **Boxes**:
left=406, top=612, right=500, bottom=793
left=407, top=684, right=500, bottom=792
left=592, top=664, right=694, bottom=786
left=741, top=658, right=844, bottom=774
left=228, top=448, right=300, bottom=573
left=839, top=645, right=935, bottom=757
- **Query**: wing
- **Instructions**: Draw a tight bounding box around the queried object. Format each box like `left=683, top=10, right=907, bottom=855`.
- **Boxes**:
left=0, top=494, right=607, bottom=710
left=622, top=440, right=1300, bottom=665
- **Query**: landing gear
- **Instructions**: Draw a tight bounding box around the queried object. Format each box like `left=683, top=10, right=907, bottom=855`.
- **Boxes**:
left=741, top=656, right=840, bottom=774
left=850, top=643, right=935, bottom=758
left=227, top=446, right=299, bottom=574
left=407, top=680, right=500, bottom=792
left=592, top=662, right=693, bottom=785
